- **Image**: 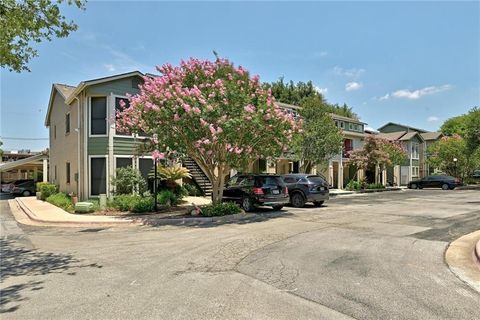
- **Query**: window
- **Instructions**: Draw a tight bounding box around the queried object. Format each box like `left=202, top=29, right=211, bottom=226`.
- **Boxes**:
left=411, top=143, right=419, bottom=159
left=349, top=123, right=354, bottom=130
left=91, top=97, right=107, bottom=135
left=334, top=121, right=339, bottom=127
left=412, top=166, right=419, bottom=177
left=66, top=162, right=71, bottom=184
left=116, top=157, right=133, bottom=169
left=65, top=113, right=70, bottom=134
left=340, top=122, right=345, bottom=129
left=54, top=125, right=57, bottom=139
left=115, top=98, right=130, bottom=135
left=54, top=165, right=57, bottom=180
left=91, top=158, right=106, bottom=195
left=139, top=158, right=154, bottom=181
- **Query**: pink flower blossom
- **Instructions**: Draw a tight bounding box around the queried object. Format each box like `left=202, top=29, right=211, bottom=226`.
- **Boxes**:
left=152, top=150, right=165, bottom=161
left=183, top=103, right=192, bottom=113
left=244, top=104, right=255, bottom=113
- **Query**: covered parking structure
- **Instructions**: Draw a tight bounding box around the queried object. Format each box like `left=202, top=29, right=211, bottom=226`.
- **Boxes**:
left=0, top=152, right=49, bottom=184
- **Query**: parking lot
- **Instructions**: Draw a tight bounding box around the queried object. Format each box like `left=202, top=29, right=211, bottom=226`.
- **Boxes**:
left=1, top=189, right=479, bottom=319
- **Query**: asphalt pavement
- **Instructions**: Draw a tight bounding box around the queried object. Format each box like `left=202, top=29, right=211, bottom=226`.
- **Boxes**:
left=1, top=189, right=479, bottom=319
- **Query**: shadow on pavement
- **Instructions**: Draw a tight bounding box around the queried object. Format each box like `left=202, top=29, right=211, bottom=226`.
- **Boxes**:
left=0, top=238, right=102, bottom=314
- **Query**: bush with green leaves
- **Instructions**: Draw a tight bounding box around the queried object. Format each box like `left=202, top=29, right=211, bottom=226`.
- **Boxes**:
left=183, top=183, right=202, bottom=196
left=47, top=193, right=73, bottom=212
left=36, top=182, right=57, bottom=200
left=131, top=197, right=155, bottom=213
left=111, top=194, right=139, bottom=211
left=173, top=184, right=188, bottom=199
left=201, top=202, right=241, bottom=217
left=111, top=167, right=147, bottom=195
left=346, top=180, right=362, bottom=191
left=157, top=190, right=178, bottom=206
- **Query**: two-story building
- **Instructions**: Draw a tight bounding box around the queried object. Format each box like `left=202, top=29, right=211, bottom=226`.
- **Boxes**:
left=377, top=122, right=443, bottom=185
left=45, top=71, right=154, bottom=200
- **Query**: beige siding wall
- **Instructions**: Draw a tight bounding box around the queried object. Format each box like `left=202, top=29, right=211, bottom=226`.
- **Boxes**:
left=49, top=91, right=79, bottom=195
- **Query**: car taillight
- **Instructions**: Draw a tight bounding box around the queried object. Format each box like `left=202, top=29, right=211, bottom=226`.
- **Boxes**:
left=253, top=187, right=264, bottom=195
left=284, top=186, right=288, bottom=194
left=455, top=178, right=461, bottom=183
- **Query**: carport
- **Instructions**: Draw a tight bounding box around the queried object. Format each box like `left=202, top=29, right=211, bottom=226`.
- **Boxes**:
left=0, top=152, right=48, bottom=183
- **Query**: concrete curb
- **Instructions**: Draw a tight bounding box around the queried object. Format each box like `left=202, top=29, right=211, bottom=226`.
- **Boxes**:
left=14, top=197, right=135, bottom=227
left=445, top=230, right=480, bottom=293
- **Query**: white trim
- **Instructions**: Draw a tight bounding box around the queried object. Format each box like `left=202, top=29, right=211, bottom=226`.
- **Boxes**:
left=88, top=155, right=109, bottom=198
left=88, top=95, right=109, bottom=138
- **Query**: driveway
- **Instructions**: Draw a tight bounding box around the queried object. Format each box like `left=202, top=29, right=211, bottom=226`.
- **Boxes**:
left=1, top=189, right=479, bottom=319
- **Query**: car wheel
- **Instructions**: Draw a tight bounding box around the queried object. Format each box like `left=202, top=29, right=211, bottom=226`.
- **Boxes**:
left=313, top=201, right=324, bottom=207
left=291, top=193, right=306, bottom=208
left=411, top=183, right=417, bottom=189
left=242, top=197, right=254, bottom=212
left=22, top=190, right=31, bottom=197
left=442, top=183, right=449, bottom=190
left=272, top=205, right=283, bottom=211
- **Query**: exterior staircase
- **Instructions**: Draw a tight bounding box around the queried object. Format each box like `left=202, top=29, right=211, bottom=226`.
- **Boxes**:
left=183, top=158, right=212, bottom=197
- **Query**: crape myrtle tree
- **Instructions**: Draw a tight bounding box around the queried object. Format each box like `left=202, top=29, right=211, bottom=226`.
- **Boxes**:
left=117, top=57, right=300, bottom=203
left=348, top=136, right=407, bottom=182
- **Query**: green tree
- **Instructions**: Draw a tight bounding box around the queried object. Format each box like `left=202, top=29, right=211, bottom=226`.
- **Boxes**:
left=440, top=115, right=468, bottom=136
left=291, top=95, right=343, bottom=172
left=0, top=0, right=85, bottom=72
left=464, top=107, right=480, bottom=154
left=265, top=77, right=359, bottom=119
left=0, top=140, right=3, bottom=157
left=117, top=58, right=298, bottom=203
left=427, top=135, right=480, bottom=179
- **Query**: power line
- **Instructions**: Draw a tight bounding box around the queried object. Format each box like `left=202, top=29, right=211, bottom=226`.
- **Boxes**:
left=0, top=137, right=49, bottom=141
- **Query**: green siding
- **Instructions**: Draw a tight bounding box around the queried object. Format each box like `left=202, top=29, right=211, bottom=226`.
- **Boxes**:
left=379, top=124, right=408, bottom=133
left=113, top=137, right=143, bottom=155
left=412, top=159, right=419, bottom=166
left=86, top=77, right=141, bottom=96
left=88, top=137, right=108, bottom=155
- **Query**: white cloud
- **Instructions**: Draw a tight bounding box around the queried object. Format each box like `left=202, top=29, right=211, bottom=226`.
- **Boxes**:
left=427, top=116, right=439, bottom=122
left=378, top=93, right=390, bottom=101
left=365, top=126, right=378, bottom=132
left=104, top=64, right=116, bottom=72
left=345, top=82, right=363, bottom=92
left=334, top=66, right=365, bottom=78
left=391, top=85, right=452, bottom=100
left=314, top=86, right=328, bottom=95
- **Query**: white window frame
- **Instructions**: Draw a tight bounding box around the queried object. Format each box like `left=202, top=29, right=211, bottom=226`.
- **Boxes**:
left=411, top=142, right=419, bottom=160
left=114, top=155, right=135, bottom=174
left=88, top=96, right=109, bottom=137
left=412, top=166, right=419, bottom=177
left=340, top=121, right=345, bottom=129
left=88, top=155, right=108, bottom=198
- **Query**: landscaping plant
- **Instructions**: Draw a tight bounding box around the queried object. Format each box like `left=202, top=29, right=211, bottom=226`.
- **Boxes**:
left=201, top=202, right=241, bottom=217
left=111, top=167, right=147, bottom=195
left=46, top=193, right=73, bottom=212
left=37, top=182, right=57, bottom=200
left=116, top=56, right=299, bottom=203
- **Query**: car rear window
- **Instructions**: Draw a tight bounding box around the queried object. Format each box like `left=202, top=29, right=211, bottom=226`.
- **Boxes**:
left=257, top=176, right=284, bottom=187
left=307, top=176, right=326, bottom=184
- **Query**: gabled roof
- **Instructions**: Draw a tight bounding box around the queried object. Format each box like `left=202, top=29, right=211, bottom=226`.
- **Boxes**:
left=378, top=131, right=407, bottom=141
left=377, top=122, right=428, bottom=134
left=64, top=71, right=144, bottom=104
left=420, top=132, right=443, bottom=140
left=45, top=71, right=145, bottom=127
left=400, top=131, right=424, bottom=142
left=0, top=152, right=48, bottom=172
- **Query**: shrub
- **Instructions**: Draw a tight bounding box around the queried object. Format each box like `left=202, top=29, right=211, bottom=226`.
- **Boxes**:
left=183, top=183, right=202, bottom=196
left=47, top=193, right=73, bottom=212
left=366, top=183, right=385, bottom=189
left=201, top=202, right=241, bottom=217
left=37, top=182, right=57, bottom=200
left=111, top=194, right=139, bottom=211
left=111, top=167, right=147, bottom=195
left=346, top=180, right=362, bottom=191
left=157, top=190, right=178, bottom=206
left=131, top=197, right=154, bottom=213
left=173, top=184, right=188, bottom=200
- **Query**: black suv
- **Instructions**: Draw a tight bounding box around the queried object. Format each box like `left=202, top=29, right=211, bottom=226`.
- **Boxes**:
left=282, top=174, right=329, bottom=207
left=223, top=174, right=289, bottom=212
left=408, top=175, right=462, bottom=190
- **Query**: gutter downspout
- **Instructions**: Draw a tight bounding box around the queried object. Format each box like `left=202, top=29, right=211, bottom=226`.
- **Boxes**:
left=74, top=97, right=81, bottom=200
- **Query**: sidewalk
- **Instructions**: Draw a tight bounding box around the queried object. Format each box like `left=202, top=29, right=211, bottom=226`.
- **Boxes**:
left=330, top=187, right=404, bottom=196
left=11, top=197, right=136, bottom=227
left=445, top=230, right=480, bottom=292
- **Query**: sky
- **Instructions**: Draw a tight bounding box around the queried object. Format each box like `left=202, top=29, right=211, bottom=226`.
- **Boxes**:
left=1, top=0, right=479, bottom=151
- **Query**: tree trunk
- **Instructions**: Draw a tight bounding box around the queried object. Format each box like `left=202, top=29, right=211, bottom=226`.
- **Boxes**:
left=211, top=166, right=227, bottom=204
left=300, top=160, right=313, bottom=173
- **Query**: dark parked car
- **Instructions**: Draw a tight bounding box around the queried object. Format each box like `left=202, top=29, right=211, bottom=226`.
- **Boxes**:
left=472, top=169, right=480, bottom=179
left=10, top=179, right=36, bottom=196
left=223, top=174, right=289, bottom=212
left=282, top=174, right=329, bottom=207
left=408, top=175, right=462, bottom=190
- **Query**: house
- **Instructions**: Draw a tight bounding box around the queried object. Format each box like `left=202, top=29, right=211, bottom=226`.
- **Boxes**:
left=245, top=102, right=368, bottom=189
left=377, top=122, right=443, bottom=185
left=45, top=71, right=155, bottom=200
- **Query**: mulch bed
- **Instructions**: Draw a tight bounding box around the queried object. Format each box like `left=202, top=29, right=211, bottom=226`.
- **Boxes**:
left=85, top=205, right=192, bottom=219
